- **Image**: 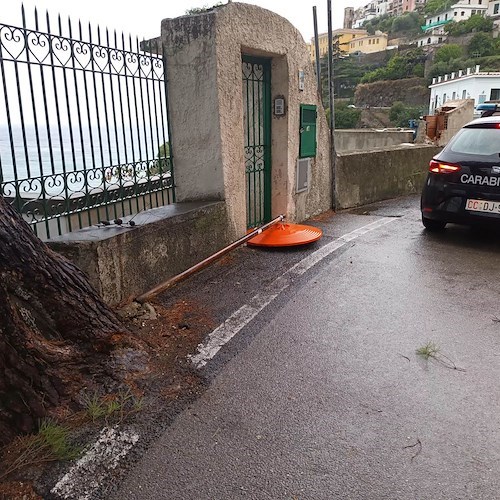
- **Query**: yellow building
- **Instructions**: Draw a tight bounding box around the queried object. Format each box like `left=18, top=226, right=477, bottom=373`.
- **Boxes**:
left=348, top=32, right=388, bottom=54
left=309, top=29, right=368, bottom=62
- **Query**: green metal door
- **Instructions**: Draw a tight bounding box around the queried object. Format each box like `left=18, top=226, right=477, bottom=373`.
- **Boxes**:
left=242, top=56, right=271, bottom=229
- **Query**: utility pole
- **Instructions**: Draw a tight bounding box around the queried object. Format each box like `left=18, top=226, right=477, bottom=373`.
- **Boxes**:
left=327, top=0, right=337, bottom=210
left=313, top=6, right=321, bottom=98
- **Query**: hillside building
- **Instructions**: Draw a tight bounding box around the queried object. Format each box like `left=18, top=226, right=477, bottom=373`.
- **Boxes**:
left=309, top=29, right=369, bottom=62
left=487, top=0, right=500, bottom=18
left=388, top=0, right=423, bottom=16
left=344, top=7, right=355, bottom=29
left=418, top=0, right=487, bottom=46
left=350, top=0, right=423, bottom=28
left=353, top=1, right=378, bottom=28
left=348, top=32, right=389, bottom=53
left=428, top=65, right=500, bottom=113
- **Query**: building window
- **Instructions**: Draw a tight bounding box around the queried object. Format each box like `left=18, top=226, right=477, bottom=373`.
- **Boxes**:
left=462, top=90, right=467, bottom=98
left=437, top=16, right=440, bottom=21
left=494, top=3, right=499, bottom=14
left=452, top=91, right=456, bottom=99
left=377, top=38, right=380, bottom=43
left=479, top=0, right=482, bottom=4
left=445, top=13, right=448, bottom=19
left=427, top=37, right=432, bottom=44
left=454, top=11, right=458, bottom=15
left=420, top=40, right=423, bottom=46
left=472, top=10, right=476, bottom=15
left=491, top=89, right=500, bottom=100
left=443, top=93, right=447, bottom=102
left=461, top=11, right=465, bottom=16
left=478, top=94, right=486, bottom=103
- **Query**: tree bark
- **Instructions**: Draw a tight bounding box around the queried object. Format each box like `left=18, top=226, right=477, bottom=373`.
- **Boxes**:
left=0, top=197, right=126, bottom=444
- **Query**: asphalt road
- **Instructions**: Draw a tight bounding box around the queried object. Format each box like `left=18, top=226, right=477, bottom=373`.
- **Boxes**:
left=113, top=196, right=500, bottom=500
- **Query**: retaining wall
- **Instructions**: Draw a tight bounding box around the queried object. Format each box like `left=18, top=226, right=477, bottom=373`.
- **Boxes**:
left=336, top=145, right=442, bottom=209
left=48, top=202, right=230, bottom=305
left=335, top=129, right=414, bottom=153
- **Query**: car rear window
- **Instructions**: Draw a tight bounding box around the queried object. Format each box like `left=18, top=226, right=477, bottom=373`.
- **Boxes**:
left=448, top=127, right=500, bottom=156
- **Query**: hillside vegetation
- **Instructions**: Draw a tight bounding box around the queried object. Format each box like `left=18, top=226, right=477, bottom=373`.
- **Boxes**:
left=324, top=9, right=500, bottom=128
left=360, top=48, right=426, bottom=83
left=364, top=11, right=424, bottom=37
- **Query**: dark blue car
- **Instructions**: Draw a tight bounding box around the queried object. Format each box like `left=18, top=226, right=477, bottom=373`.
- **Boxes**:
left=421, top=115, right=500, bottom=230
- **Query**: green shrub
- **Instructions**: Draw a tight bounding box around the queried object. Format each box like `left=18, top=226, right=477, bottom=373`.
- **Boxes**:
left=361, top=49, right=426, bottom=83
left=424, top=0, right=454, bottom=15
left=434, top=44, right=464, bottom=63
left=364, top=11, right=423, bottom=35
left=332, top=102, right=362, bottom=129
left=389, top=101, right=424, bottom=128
left=468, top=32, right=497, bottom=57
left=445, top=14, right=493, bottom=36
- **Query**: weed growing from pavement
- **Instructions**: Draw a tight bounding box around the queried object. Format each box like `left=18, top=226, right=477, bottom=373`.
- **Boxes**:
left=0, top=390, right=144, bottom=482
left=416, top=341, right=465, bottom=371
left=416, top=342, right=440, bottom=359
left=82, top=390, right=144, bottom=423
left=0, top=420, right=80, bottom=481
left=37, top=420, right=80, bottom=460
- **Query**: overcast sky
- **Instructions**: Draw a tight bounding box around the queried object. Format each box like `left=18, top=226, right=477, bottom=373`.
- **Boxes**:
left=4, top=0, right=367, bottom=43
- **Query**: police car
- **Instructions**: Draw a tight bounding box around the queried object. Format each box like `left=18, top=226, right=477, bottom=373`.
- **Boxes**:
left=421, top=110, right=500, bottom=231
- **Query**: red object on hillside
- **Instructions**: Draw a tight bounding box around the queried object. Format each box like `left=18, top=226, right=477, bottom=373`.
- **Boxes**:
left=247, top=222, right=322, bottom=247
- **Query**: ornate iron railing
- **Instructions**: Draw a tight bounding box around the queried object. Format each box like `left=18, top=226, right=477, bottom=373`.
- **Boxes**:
left=0, top=6, right=174, bottom=239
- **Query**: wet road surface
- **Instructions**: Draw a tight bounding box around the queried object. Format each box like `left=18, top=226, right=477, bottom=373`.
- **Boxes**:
left=113, top=196, right=500, bottom=500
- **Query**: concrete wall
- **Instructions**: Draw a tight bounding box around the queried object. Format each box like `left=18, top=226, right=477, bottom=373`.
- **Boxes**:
left=336, top=145, right=442, bottom=209
left=48, top=202, right=229, bottom=305
left=335, top=129, right=414, bottom=153
left=160, top=2, right=331, bottom=238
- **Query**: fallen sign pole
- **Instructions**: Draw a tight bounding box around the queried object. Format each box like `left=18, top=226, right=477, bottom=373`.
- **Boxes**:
left=135, top=214, right=285, bottom=304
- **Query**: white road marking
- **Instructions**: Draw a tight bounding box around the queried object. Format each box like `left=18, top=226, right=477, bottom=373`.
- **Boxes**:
left=51, top=426, right=139, bottom=499
left=189, top=217, right=397, bottom=368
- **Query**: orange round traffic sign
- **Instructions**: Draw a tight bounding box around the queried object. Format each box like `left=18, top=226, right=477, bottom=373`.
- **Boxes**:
left=247, top=223, right=322, bottom=247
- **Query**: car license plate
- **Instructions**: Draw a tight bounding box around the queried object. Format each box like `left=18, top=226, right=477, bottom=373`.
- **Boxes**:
left=465, top=199, right=500, bottom=214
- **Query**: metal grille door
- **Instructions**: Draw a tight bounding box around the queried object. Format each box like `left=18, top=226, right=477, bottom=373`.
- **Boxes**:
left=242, top=56, right=271, bottom=229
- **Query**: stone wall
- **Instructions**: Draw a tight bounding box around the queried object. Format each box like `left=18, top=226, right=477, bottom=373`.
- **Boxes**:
left=354, top=77, right=430, bottom=107
left=48, top=202, right=229, bottom=305
left=336, top=145, right=442, bottom=209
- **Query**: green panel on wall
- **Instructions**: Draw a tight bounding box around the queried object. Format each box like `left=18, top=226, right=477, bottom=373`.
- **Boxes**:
left=299, top=104, right=317, bottom=158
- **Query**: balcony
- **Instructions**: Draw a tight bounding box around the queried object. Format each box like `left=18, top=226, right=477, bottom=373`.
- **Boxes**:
left=421, top=18, right=453, bottom=31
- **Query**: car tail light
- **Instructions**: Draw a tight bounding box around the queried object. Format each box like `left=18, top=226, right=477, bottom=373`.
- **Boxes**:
left=429, top=160, right=461, bottom=174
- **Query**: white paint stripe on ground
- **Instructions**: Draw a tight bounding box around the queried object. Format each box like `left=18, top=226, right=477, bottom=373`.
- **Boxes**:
left=189, top=217, right=397, bottom=369
left=51, top=426, right=139, bottom=500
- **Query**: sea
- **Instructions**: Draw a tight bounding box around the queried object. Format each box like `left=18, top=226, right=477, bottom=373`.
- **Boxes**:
left=0, top=124, right=168, bottom=196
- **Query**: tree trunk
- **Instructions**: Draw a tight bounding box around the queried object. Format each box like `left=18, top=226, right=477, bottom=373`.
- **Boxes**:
left=0, top=197, right=126, bottom=444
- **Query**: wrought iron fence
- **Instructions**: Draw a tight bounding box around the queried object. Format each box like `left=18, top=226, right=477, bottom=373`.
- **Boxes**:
left=0, top=6, right=174, bottom=239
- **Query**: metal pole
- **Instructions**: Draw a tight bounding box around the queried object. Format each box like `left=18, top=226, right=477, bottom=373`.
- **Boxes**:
left=313, top=6, right=321, bottom=99
left=327, top=0, right=337, bottom=211
left=136, top=215, right=285, bottom=303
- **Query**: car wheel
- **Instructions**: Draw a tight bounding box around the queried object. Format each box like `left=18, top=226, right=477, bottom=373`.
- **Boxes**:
left=422, top=215, right=446, bottom=231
